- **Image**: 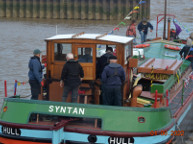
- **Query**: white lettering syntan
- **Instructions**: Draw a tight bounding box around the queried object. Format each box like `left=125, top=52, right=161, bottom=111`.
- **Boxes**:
left=48, top=105, right=85, bottom=115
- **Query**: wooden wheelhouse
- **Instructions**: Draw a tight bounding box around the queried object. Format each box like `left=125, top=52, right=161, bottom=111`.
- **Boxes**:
left=44, top=32, right=134, bottom=104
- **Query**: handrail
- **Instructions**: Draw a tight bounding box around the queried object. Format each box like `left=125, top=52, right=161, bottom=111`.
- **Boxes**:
left=156, top=14, right=176, bottom=38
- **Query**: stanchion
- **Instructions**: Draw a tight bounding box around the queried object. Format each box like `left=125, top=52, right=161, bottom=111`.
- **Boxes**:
left=4, top=80, right=7, bottom=97
left=14, top=80, right=17, bottom=96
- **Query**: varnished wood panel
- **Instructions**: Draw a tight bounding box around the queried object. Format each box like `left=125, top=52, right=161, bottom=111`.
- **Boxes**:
left=49, top=82, right=63, bottom=101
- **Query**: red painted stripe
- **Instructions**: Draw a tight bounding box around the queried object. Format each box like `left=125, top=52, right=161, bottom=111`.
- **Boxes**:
left=63, top=122, right=175, bottom=137
left=0, top=120, right=70, bottom=131
left=0, top=137, right=51, bottom=144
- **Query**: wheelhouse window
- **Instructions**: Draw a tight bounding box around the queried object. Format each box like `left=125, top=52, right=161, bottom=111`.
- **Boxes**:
left=96, top=44, right=116, bottom=57
left=78, top=47, right=93, bottom=63
left=125, top=43, right=132, bottom=64
left=54, top=43, right=72, bottom=61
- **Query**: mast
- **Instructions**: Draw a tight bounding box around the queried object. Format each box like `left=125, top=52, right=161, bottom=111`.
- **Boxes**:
left=163, top=0, right=167, bottom=39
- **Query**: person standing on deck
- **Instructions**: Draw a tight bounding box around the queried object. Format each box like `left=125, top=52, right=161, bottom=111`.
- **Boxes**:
left=101, top=55, right=125, bottom=106
left=186, top=32, right=193, bottom=47
left=179, top=32, right=193, bottom=72
left=137, top=18, right=153, bottom=43
left=97, top=46, right=114, bottom=79
left=126, top=20, right=137, bottom=44
left=28, top=49, right=45, bottom=100
left=60, top=53, right=84, bottom=103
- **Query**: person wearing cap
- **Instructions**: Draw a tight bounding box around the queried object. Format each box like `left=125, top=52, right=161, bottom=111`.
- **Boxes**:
left=60, top=53, right=84, bottom=103
left=96, top=46, right=114, bottom=79
left=28, top=49, right=45, bottom=100
left=137, top=18, right=153, bottom=43
left=101, top=55, right=125, bottom=106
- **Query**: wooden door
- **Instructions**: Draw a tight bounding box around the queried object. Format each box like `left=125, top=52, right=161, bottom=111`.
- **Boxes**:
left=73, top=44, right=96, bottom=80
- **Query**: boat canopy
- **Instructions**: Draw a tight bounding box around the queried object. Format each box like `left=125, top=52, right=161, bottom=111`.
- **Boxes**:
left=45, top=33, right=133, bottom=44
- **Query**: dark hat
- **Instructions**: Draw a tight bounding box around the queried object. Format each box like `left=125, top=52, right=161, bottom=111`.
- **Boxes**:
left=142, top=18, right=147, bottom=22
left=33, top=49, right=41, bottom=55
left=109, top=55, right=117, bottom=60
left=106, top=47, right=113, bottom=52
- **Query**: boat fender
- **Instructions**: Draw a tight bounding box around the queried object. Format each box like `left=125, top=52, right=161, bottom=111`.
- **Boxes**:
left=164, top=45, right=181, bottom=51
left=133, top=44, right=150, bottom=48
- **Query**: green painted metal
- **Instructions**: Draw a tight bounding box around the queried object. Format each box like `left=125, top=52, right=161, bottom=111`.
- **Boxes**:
left=139, top=41, right=190, bottom=94
left=143, top=42, right=182, bottom=60
left=0, top=98, right=173, bottom=133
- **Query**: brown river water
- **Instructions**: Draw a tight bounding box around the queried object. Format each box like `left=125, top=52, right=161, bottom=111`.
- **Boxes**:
left=0, top=0, right=193, bottom=143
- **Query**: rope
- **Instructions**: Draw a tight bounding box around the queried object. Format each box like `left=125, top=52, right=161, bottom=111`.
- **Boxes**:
left=176, top=72, right=180, bottom=84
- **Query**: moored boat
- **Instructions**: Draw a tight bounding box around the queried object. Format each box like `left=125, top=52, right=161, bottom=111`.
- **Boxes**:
left=0, top=32, right=193, bottom=144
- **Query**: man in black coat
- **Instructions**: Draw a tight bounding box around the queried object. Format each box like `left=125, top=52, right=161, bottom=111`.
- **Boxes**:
left=137, top=18, right=153, bottom=43
left=60, top=53, right=84, bottom=102
left=97, top=46, right=114, bottom=79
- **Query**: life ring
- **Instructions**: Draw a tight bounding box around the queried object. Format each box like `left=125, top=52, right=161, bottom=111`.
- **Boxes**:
left=164, top=45, right=181, bottom=51
left=133, top=44, right=150, bottom=48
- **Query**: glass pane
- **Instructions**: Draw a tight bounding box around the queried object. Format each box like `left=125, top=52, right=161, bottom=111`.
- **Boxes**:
left=78, top=47, right=93, bottom=63
left=96, top=44, right=116, bottom=57
left=54, top=43, right=72, bottom=61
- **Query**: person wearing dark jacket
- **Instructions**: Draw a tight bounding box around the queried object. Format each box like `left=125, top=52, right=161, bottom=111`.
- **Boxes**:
left=97, top=46, right=114, bottom=79
left=181, top=46, right=193, bottom=71
left=28, top=49, right=45, bottom=100
left=137, top=18, right=153, bottom=43
left=101, top=55, right=125, bottom=106
left=60, top=53, right=84, bottom=103
left=179, top=45, right=191, bottom=59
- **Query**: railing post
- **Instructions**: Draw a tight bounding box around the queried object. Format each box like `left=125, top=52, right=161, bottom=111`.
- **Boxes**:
left=4, top=80, right=7, bottom=97
left=14, top=80, right=17, bottom=96
left=181, top=79, right=185, bottom=106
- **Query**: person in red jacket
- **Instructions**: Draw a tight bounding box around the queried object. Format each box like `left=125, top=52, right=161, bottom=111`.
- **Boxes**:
left=126, top=20, right=137, bottom=44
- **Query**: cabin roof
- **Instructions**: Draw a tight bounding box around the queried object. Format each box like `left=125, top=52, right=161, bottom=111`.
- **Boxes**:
left=45, top=33, right=133, bottom=44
